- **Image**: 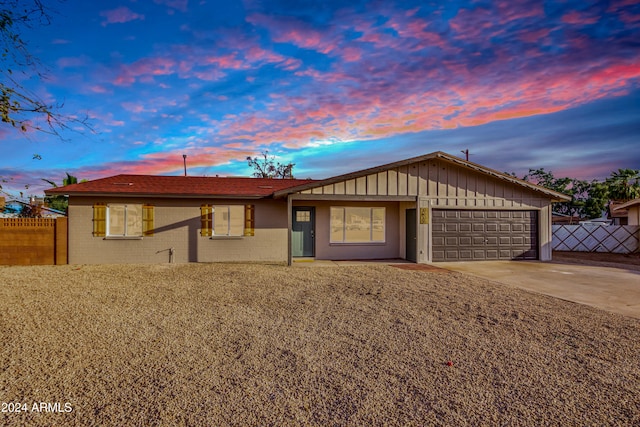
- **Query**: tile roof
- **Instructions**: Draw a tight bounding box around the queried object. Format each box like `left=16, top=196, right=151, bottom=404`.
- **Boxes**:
left=44, top=174, right=316, bottom=198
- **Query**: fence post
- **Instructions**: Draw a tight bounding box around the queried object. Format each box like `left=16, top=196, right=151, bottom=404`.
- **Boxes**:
left=55, top=217, right=68, bottom=265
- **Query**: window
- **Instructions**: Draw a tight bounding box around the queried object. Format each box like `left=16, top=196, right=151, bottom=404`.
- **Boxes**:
left=296, top=210, right=311, bottom=222
left=92, top=204, right=154, bottom=237
left=330, top=207, right=385, bottom=243
left=201, top=205, right=254, bottom=237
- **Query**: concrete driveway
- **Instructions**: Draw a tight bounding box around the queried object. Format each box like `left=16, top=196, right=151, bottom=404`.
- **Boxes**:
left=437, top=260, right=640, bottom=319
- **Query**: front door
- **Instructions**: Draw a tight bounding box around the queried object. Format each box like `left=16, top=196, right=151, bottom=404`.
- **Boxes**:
left=406, top=209, right=417, bottom=262
left=292, top=207, right=315, bottom=257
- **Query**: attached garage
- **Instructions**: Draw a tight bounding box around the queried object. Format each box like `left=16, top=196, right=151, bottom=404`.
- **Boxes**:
left=432, top=210, right=538, bottom=261
left=274, top=151, right=571, bottom=265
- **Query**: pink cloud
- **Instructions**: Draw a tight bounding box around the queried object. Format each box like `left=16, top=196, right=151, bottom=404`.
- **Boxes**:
left=561, top=10, right=600, bottom=25
left=83, top=146, right=255, bottom=177
left=87, top=111, right=125, bottom=128
left=89, top=85, right=110, bottom=94
left=114, top=57, right=177, bottom=86
left=247, top=13, right=341, bottom=56
left=100, top=7, right=145, bottom=26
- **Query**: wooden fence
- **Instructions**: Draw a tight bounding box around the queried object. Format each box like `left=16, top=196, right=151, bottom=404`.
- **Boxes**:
left=552, top=224, right=640, bottom=254
left=0, top=217, right=68, bottom=265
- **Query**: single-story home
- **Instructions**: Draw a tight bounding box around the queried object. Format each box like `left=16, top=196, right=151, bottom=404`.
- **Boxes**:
left=45, top=151, right=570, bottom=264
left=612, top=199, right=640, bottom=226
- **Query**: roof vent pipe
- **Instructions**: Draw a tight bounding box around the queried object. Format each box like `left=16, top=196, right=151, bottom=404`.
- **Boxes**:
left=183, top=154, right=187, bottom=176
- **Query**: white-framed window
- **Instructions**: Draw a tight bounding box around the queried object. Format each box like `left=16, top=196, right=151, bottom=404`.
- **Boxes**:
left=330, top=207, right=385, bottom=243
left=107, top=204, right=142, bottom=237
left=201, top=205, right=252, bottom=237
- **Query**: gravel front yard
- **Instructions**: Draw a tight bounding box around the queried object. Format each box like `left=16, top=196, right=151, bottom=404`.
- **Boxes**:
left=0, top=263, right=639, bottom=426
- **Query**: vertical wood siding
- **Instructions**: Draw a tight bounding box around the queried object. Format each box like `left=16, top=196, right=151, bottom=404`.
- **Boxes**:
left=300, top=159, right=547, bottom=209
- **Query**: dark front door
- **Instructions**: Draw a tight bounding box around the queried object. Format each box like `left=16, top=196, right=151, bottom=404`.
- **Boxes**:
left=406, top=209, right=417, bottom=262
left=292, top=207, right=315, bottom=257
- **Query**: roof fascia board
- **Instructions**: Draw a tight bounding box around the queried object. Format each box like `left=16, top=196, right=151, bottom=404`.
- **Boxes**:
left=612, top=199, right=640, bottom=211
left=52, top=192, right=266, bottom=200
left=290, top=194, right=417, bottom=202
left=274, top=152, right=442, bottom=198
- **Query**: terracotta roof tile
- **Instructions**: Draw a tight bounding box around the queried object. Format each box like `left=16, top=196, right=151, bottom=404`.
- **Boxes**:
left=45, top=174, right=316, bottom=198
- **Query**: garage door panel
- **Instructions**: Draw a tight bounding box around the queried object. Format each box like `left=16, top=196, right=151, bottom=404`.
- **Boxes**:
left=486, top=236, right=498, bottom=245
left=445, top=223, right=458, bottom=232
left=459, top=223, right=472, bottom=232
left=499, top=249, right=512, bottom=258
left=485, top=249, right=499, bottom=259
left=472, top=237, right=485, bottom=245
left=445, top=237, right=458, bottom=245
left=432, top=210, right=538, bottom=262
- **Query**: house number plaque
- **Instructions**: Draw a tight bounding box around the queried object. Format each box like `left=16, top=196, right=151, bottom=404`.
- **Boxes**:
left=419, top=208, right=429, bottom=224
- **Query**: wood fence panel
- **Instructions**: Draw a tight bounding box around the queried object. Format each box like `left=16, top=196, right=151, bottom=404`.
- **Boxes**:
left=55, top=217, right=68, bottom=265
left=553, top=225, right=640, bottom=254
left=0, top=218, right=68, bottom=265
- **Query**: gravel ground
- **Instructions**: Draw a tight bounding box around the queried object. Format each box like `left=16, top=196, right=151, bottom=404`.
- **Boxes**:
left=0, top=263, right=638, bottom=426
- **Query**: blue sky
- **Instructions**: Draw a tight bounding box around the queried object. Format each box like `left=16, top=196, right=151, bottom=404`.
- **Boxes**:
left=1, top=0, right=639, bottom=195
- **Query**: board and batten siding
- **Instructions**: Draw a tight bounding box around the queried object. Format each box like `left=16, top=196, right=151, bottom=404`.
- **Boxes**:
left=300, top=159, right=547, bottom=209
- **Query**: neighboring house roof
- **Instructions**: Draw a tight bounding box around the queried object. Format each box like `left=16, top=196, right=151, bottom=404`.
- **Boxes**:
left=611, top=199, right=640, bottom=212
left=273, top=151, right=571, bottom=201
left=44, top=174, right=316, bottom=199
left=0, top=199, right=66, bottom=217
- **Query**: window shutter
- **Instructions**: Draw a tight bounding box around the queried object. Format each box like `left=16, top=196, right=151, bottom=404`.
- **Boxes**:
left=142, top=205, right=154, bottom=236
left=244, top=204, right=255, bottom=236
left=201, top=205, right=212, bottom=237
left=93, top=203, right=106, bottom=237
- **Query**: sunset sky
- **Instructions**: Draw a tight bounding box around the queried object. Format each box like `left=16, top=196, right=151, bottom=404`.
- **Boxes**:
left=2, top=0, right=639, bottom=195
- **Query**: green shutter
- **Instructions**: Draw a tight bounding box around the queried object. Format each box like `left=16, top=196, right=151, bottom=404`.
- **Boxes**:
left=93, top=203, right=106, bottom=237
left=201, top=205, right=212, bottom=237
left=142, top=205, right=154, bottom=236
left=244, top=204, right=255, bottom=236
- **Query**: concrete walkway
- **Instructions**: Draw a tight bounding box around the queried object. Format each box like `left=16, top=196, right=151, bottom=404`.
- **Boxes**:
left=437, top=260, right=640, bottom=319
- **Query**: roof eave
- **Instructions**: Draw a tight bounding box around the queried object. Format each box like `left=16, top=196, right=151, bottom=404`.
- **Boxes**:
left=612, top=199, right=640, bottom=211
left=47, top=191, right=269, bottom=199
